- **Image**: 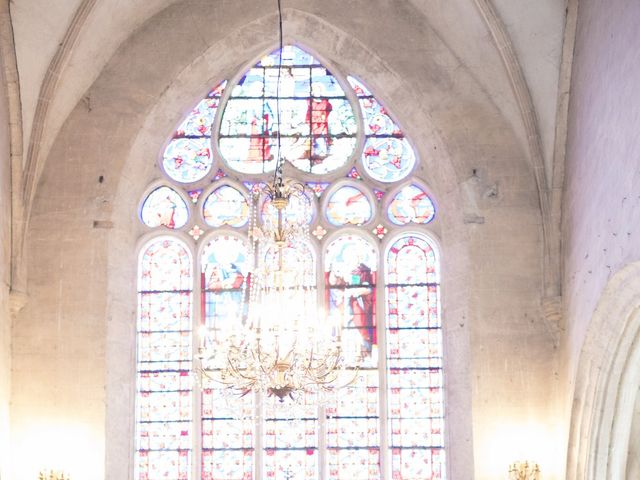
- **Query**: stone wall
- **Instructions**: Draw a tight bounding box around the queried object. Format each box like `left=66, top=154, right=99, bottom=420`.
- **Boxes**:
left=563, top=0, right=640, bottom=476
left=563, top=0, right=640, bottom=406
left=0, top=52, right=11, bottom=480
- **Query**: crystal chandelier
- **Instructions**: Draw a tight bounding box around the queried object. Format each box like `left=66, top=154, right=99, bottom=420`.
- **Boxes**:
left=508, top=461, right=540, bottom=480
left=196, top=0, right=361, bottom=404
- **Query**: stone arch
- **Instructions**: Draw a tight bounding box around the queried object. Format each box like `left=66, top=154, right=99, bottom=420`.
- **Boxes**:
left=567, top=261, right=640, bottom=479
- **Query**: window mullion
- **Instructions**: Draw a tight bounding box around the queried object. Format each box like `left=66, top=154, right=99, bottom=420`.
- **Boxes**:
left=317, top=245, right=327, bottom=480
left=193, top=247, right=202, bottom=480
left=255, top=392, right=263, bottom=480
left=318, top=404, right=327, bottom=480
left=377, top=256, right=389, bottom=480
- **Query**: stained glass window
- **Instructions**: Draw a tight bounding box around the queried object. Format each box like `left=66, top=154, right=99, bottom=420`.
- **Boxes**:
left=388, top=184, right=436, bottom=225
left=201, top=235, right=254, bottom=480
left=324, top=235, right=380, bottom=480
left=203, top=185, right=250, bottom=228
left=264, top=391, right=319, bottom=480
left=137, top=44, right=445, bottom=480
left=347, top=77, right=416, bottom=183
left=175, top=82, right=227, bottom=138
left=136, top=238, right=193, bottom=480
left=162, top=81, right=227, bottom=183
left=386, top=235, right=444, bottom=479
left=324, top=234, right=378, bottom=365
left=326, top=185, right=373, bottom=226
left=141, top=186, right=190, bottom=229
left=219, top=45, right=357, bottom=175
left=262, top=240, right=318, bottom=479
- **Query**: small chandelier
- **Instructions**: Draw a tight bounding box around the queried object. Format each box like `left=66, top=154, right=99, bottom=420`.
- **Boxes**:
left=38, top=471, right=70, bottom=480
left=196, top=0, right=361, bottom=404
left=509, top=461, right=540, bottom=480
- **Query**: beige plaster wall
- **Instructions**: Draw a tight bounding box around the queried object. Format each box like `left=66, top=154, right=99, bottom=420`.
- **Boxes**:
left=563, top=1, right=640, bottom=477
left=0, top=49, right=12, bottom=480
left=10, top=2, right=559, bottom=479
left=563, top=0, right=640, bottom=401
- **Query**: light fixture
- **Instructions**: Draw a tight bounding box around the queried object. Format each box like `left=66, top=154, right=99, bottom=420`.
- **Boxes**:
left=196, top=0, right=362, bottom=405
left=509, top=461, right=540, bottom=480
left=38, top=471, right=70, bottom=480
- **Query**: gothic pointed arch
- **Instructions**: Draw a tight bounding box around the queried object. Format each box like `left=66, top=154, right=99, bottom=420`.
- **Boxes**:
left=133, top=44, right=447, bottom=480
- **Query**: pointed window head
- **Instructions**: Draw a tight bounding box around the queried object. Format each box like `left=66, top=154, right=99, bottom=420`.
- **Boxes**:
left=219, top=45, right=358, bottom=175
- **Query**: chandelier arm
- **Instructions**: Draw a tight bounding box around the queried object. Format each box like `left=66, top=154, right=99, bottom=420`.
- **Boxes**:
left=225, top=349, right=255, bottom=382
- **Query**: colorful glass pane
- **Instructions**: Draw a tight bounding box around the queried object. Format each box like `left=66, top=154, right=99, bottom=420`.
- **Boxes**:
left=259, top=45, right=317, bottom=66
left=327, top=448, right=379, bottom=480
left=325, top=370, right=380, bottom=480
left=346, top=167, right=362, bottom=180
left=202, top=449, right=253, bottom=480
left=188, top=189, right=203, bottom=204
left=388, top=184, right=436, bottom=225
left=362, top=137, right=415, bottom=183
left=325, top=235, right=377, bottom=362
left=213, top=169, right=227, bottom=181
left=347, top=76, right=417, bottom=183
left=141, top=186, right=189, bottom=229
left=264, top=448, right=318, bottom=480
left=138, top=292, right=191, bottom=332
left=264, top=391, right=319, bottom=480
left=136, top=238, right=193, bottom=480
left=203, top=185, right=250, bottom=228
left=387, top=236, right=438, bottom=285
left=219, top=45, right=357, bottom=175
left=358, top=97, right=403, bottom=137
left=201, top=235, right=249, bottom=331
left=391, top=448, right=445, bottom=480
left=201, top=379, right=254, bottom=480
left=201, top=237, right=254, bottom=479
left=242, top=181, right=268, bottom=195
left=139, top=238, right=191, bottom=292
left=386, top=234, right=444, bottom=479
left=326, top=185, right=373, bottom=226
left=163, top=138, right=212, bottom=183
left=137, top=450, right=191, bottom=480
left=175, top=80, right=227, bottom=138
left=305, top=181, right=330, bottom=197
left=346, top=76, right=372, bottom=97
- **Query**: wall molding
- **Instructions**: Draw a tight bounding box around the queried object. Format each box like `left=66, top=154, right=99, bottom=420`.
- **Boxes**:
left=21, top=0, right=98, bottom=236
left=567, top=262, right=640, bottom=479
left=2, top=0, right=98, bottom=300
left=472, top=0, right=564, bottom=303
left=0, top=0, right=25, bottom=298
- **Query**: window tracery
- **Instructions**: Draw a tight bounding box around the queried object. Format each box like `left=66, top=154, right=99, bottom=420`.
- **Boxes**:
left=136, top=45, right=443, bottom=480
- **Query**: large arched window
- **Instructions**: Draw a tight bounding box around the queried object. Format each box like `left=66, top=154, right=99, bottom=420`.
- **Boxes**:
left=136, top=45, right=444, bottom=480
